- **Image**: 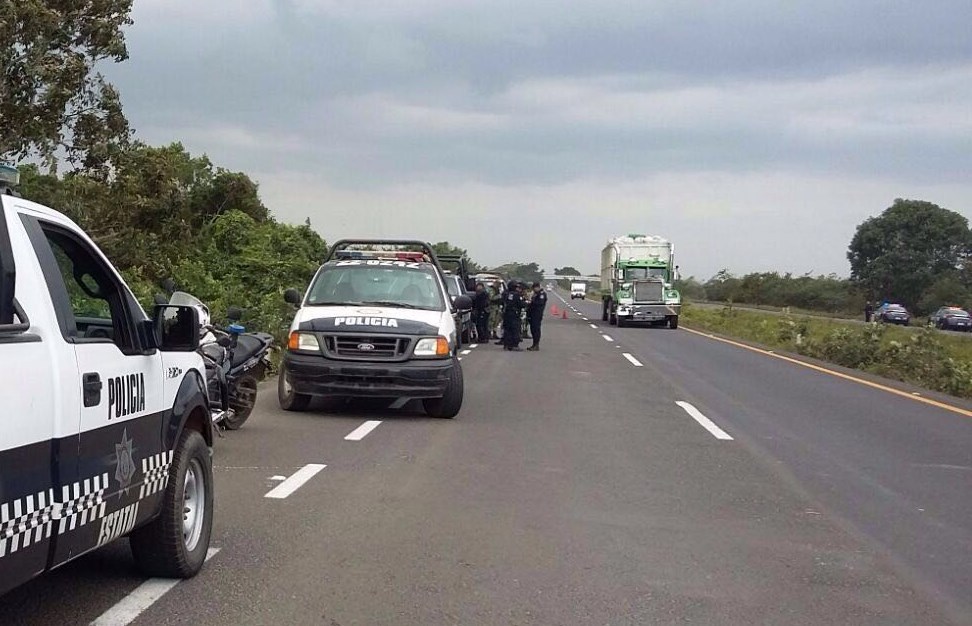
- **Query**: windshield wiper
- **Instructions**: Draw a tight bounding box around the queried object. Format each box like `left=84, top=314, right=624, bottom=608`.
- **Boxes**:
left=360, top=300, right=420, bottom=309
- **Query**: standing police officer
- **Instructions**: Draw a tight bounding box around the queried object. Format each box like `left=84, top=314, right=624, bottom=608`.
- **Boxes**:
left=502, top=281, right=524, bottom=351
left=526, top=281, right=547, bottom=351
left=472, top=282, right=490, bottom=343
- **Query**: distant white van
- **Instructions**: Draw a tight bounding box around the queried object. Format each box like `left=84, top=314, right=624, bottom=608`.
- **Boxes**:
left=570, top=282, right=587, bottom=300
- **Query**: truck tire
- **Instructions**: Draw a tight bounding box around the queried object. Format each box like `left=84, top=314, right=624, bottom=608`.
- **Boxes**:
left=617, top=316, right=626, bottom=328
left=278, top=363, right=311, bottom=412
left=129, top=429, right=214, bottom=578
left=668, top=315, right=679, bottom=329
left=609, top=310, right=618, bottom=326
left=423, top=358, right=463, bottom=419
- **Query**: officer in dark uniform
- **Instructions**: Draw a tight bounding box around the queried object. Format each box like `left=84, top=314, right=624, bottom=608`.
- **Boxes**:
left=472, top=282, right=490, bottom=342
left=502, top=281, right=524, bottom=351
left=526, top=281, right=547, bottom=351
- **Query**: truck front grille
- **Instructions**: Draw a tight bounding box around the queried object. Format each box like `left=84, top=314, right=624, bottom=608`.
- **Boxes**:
left=633, top=281, right=664, bottom=303
left=321, top=334, right=411, bottom=361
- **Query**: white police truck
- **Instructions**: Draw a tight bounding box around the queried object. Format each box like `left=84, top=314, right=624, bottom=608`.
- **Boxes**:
left=279, top=240, right=471, bottom=418
left=0, top=168, right=214, bottom=596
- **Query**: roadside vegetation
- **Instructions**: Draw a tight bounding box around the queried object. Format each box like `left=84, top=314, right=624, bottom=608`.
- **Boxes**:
left=682, top=304, right=972, bottom=399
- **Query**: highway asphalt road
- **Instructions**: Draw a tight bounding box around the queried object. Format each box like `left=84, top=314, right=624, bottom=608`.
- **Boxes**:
left=2, top=288, right=971, bottom=625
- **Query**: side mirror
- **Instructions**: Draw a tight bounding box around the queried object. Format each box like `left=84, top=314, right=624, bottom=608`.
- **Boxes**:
left=226, top=306, right=243, bottom=321
left=454, top=294, right=473, bottom=312
left=153, top=304, right=200, bottom=352
left=284, top=288, right=302, bottom=305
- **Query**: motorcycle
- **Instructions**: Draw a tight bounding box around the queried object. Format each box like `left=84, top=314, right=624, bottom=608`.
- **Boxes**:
left=163, top=292, right=274, bottom=430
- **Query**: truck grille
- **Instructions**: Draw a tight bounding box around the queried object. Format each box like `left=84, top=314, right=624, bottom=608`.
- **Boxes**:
left=633, top=281, right=664, bottom=303
left=321, top=334, right=411, bottom=361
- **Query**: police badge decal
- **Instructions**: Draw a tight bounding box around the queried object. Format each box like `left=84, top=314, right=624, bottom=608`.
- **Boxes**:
left=113, top=428, right=137, bottom=497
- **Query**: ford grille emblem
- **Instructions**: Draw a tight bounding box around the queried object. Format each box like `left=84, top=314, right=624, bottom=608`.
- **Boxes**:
left=357, top=343, right=375, bottom=352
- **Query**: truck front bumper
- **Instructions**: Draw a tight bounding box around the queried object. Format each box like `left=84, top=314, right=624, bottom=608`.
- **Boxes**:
left=617, top=303, right=680, bottom=322
left=284, top=351, right=455, bottom=399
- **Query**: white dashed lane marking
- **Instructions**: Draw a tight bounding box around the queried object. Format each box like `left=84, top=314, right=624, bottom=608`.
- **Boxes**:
left=622, top=353, right=643, bottom=367
left=675, top=401, right=733, bottom=440
left=264, top=464, right=327, bottom=499
left=345, top=420, right=382, bottom=441
left=90, top=549, right=220, bottom=626
left=589, top=324, right=598, bottom=329
left=602, top=335, right=614, bottom=342
left=460, top=349, right=471, bottom=355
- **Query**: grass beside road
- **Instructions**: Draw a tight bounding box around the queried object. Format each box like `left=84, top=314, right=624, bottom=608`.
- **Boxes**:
left=682, top=303, right=972, bottom=400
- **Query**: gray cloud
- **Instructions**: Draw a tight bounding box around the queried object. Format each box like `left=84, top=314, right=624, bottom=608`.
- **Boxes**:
left=103, top=0, right=972, bottom=277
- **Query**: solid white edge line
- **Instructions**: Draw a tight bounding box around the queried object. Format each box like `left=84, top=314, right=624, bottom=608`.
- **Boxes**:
left=90, top=549, right=221, bottom=626
left=602, top=335, right=614, bottom=341
left=622, top=352, right=643, bottom=367
left=264, top=463, right=326, bottom=499
left=675, top=401, right=733, bottom=441
left=345, top=420, right=382, bottom=441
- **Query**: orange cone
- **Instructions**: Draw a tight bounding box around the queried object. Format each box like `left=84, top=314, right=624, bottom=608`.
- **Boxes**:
left=562, top=309, right=568, bottom=319
left=551, top=304, right=560, bottom=316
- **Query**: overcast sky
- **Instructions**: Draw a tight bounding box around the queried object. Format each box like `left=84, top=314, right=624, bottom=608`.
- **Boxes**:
left=105, top=0, right=972, bottom=278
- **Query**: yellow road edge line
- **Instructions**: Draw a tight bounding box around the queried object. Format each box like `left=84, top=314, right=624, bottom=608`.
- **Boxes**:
left=680, top=326, right=972, bottom=419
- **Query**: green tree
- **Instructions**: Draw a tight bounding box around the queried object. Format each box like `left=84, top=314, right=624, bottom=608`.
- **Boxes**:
left=848, top=199, right=972, bottom=308
left=492, top=262, right=543, bottom=284
left=554, top=266, right=581, bottom=276
left=1, top=0, right=134, bottom=173
left=431, top=241, right=481, bottom=272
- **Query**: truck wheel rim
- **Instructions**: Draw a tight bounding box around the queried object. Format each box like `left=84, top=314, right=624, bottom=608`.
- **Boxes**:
left=183, top=458, right=206, bottom=551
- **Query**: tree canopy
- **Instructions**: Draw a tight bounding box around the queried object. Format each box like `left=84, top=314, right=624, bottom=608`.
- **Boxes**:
left=848, top=199, right=972, bottom=308
left=1, top=0, right=134, bottom=173
left=554, top=266, right=582, bottom=276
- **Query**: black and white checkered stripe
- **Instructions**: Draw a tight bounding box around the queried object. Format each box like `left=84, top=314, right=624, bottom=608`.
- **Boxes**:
left=57, top=474, right=109, bottom=535
left=0, top=489, right=57, bottom=557
left=139, top=450, right=173, bottom=500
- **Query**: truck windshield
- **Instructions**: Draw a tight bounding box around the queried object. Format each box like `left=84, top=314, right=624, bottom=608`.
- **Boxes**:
left=624, top=267, right=667, bottom=280
left=306, top=262, right=445, bottom=311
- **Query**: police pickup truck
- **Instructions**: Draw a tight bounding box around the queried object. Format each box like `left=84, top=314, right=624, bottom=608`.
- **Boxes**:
left=279, top=240, right=472, bottom=418
left=0, top=171, right=214, bottom=596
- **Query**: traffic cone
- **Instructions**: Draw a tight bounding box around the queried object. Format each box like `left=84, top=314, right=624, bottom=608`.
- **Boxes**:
left=551, top=304, right=560, bottom=316
left=561, top=309, right=568, bottom=319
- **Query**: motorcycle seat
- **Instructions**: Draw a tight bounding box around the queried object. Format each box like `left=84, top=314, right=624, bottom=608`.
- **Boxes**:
left=231, top=333, right=272, bottom=368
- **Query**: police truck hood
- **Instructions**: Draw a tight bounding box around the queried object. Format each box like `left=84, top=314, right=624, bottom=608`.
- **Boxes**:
left=294, top=305, right=446, bottom=335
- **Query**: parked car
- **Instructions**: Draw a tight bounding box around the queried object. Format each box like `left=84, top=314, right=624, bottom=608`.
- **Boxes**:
left=875, top=303, right=911, bottom=326
left=929, top=306, right=972, bottom=331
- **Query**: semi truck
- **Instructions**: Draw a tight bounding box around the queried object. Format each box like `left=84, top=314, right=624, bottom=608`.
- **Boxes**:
left=600, top=234, right=680, bottom=328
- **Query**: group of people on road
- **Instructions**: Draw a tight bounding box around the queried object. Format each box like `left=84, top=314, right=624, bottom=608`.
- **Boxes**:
left=471, top=280, right=547, bottom=351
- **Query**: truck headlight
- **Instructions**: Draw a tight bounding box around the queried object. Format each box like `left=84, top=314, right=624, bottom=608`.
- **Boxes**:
left=287, top=331, right=320, bottom=352
left=414, top=336, right=450, bottom=357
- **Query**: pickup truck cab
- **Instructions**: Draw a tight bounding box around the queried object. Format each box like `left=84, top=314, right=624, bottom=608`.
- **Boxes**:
left=570, top=282, right=587, bottom=300
left=0, top=183, right=214, bottom=596
left=279, top=240, right=471, bottom=419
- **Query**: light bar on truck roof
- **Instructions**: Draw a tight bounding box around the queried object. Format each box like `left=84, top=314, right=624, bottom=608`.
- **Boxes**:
left=334, top=250, right=430, bottom=262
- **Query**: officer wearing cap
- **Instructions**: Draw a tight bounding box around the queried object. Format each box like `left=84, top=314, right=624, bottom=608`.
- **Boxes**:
left=502, top=280, right=524, bottom=351
left=526, top=281, right=547, bottom=351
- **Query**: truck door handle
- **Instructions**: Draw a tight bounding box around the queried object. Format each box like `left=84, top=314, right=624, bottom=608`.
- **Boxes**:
left=82, top=372, right=102, bottom=407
